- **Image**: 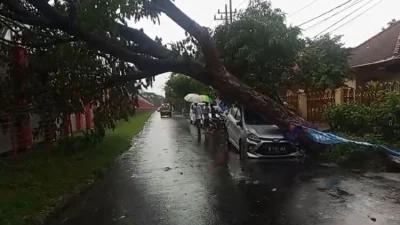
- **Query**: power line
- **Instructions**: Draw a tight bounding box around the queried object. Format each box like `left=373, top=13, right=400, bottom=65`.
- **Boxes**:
left=288, top=0, right=322, bottom=18
left=304, top=0, right=365, bottom=30
left=207, top=1, right=230, bottom=28
left=297, top=0, right=354, bottom=27
left=327, top=0, right=384, bottom=33
left=214, top=0, right=237, bottom=24
left=314, top=0, right=376, bottom=37
left=235, top=0, right=248, bottom=9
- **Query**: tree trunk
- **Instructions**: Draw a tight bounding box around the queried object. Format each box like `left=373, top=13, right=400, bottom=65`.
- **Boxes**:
left=185, top=65, right=313, bottom=131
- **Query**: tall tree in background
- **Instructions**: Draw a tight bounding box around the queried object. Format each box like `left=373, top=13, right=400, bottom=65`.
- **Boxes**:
left=213, top=1, right=303, bottom=96
left=294, top=35, right=351, bottom=92
left=213, top=1, right=351, bottom=94
left=140, top=92, right=164, bottom=106
left=164, top=73, right=212, bottom=110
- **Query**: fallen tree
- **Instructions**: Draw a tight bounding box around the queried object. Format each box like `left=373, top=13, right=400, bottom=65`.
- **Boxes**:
left=1, top=0, right=313, bottom=131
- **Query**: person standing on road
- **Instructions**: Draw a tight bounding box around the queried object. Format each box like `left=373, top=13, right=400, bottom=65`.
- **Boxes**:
left=202, top=103, right=211, bottom=133
left=210, top=103, right=216, bottom=119
left=193, top=103, right=202, bottom=133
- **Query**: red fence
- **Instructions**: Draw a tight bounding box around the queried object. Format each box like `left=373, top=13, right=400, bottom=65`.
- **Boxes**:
left=0, top=107, right=95, bottom=155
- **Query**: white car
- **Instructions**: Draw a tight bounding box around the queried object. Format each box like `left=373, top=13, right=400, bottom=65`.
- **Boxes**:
left=225, top=105, right=303, bottom=159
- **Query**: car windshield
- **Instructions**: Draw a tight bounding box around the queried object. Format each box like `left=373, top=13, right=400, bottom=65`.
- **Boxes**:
left=161, top=104, right=170, bottom=109
left=243, top=108, right=272, bottom=125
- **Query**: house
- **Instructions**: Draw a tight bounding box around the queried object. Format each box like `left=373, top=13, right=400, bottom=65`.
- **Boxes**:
left=347, top=20, right=400, bottom=87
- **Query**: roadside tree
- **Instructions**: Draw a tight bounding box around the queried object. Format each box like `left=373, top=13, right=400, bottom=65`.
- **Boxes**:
left=1, top=0, right=329, bottom=136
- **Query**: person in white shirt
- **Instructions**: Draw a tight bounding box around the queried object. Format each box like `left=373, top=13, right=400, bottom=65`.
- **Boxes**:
left=193, top=103, right=202, bottom=131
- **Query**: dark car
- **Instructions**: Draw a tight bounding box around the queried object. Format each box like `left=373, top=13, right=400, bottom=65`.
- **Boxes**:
left=160, top=104, right=172, bottom=118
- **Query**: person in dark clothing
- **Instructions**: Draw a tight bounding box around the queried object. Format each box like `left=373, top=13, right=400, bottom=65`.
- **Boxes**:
left=202, top=102, right=210, bottom=132
left=210, top=103, right=217, bottom=119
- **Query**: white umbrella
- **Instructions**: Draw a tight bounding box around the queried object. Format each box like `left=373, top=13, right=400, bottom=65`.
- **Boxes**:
left=184, top=93, right=202, bottom=103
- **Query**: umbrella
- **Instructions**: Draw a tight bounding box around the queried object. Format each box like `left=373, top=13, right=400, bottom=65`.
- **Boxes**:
left=199, top=95, right=213, bottom=103
left=184, top=93, right=202, bottom=103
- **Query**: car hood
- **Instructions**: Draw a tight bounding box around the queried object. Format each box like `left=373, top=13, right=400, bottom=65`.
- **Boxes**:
left=246, top=125, right=285, bottom=139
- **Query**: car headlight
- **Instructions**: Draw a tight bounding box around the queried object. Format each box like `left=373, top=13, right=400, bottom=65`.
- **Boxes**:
left=247, top=133, right=261, bottom=142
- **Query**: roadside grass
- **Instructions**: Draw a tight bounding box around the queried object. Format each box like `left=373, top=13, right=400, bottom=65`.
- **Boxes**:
left=0, top=111, right=152, bottom=225
left=318, top=132, right=395, bottom=171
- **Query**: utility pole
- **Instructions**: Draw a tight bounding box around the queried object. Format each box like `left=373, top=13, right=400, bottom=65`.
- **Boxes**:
left=214, top=0, right=237, bottom=24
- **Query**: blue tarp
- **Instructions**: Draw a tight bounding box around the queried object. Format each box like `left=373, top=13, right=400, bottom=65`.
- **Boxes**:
left=286, top=125, right=400, bottom=163
left=217, top=102, right=229, bottom=112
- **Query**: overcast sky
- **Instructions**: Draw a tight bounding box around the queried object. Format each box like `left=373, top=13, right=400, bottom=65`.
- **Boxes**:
left=130, top=0, right=399, bottom=96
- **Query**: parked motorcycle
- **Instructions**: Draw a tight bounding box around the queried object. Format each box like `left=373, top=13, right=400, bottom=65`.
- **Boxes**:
left=209, top=112, right=226, bottom=131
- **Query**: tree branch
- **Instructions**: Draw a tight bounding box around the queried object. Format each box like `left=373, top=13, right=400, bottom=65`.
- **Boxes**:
left=116, top=23, right=173, bottom=59
left=107, top=69, right=165, bottom=86
left=151, top=0, right=224, bottom=70
left=2, top=0, right=54, bottom=28
left=4, top=1, right=173, bottom=60
left=26, top=0, right=179, bottom=71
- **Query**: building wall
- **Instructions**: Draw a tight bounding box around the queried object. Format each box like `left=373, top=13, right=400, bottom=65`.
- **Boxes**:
left=354, top=66, right=400, bottom=86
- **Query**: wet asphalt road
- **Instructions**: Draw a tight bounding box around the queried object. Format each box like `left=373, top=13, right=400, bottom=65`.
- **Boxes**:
left=48, top=113, right=400, bottom=225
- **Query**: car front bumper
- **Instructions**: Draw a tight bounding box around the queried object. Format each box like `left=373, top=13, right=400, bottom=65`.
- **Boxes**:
left=245, top=139, right=303, bottom=159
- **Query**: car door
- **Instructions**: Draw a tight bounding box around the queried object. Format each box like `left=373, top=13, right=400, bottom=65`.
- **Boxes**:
left=226, top=107, right=238, bottom=144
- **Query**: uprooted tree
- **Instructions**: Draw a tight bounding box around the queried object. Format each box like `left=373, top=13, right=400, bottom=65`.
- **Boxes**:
left=1, top=0, right=317, bottom=137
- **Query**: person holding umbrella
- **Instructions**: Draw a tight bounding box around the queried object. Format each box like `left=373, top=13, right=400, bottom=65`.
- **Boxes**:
left=193, top=103, right=202, bottom=133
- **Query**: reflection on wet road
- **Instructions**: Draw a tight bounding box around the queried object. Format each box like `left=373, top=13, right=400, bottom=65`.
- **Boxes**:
left=48, top=114, right=400, bottom=225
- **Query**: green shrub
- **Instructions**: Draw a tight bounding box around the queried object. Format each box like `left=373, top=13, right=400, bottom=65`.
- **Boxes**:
left=324, top=91, right=400, bottom=141
left=320, top=143, right=388, bottom=170
left=372, top=91, right=400, bottom=139
left=323, top=103, right=373, bottom=134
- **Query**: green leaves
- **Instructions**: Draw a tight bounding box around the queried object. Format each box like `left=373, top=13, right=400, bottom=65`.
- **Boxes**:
left=76, top=0, right=160, bottom=35
left=213, top=0, right=303, bottom=94
left=164, top=73, right=213, bottom=110
left=324, top=90, right=400, bottom=141
left=212, top=0, right=350, bottom=94
left=294, top=34, right=351, bottom=91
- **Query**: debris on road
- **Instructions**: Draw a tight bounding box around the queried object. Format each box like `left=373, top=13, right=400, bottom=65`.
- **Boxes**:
left=118, top=216, right=126, bottom=220
left=368, top=215, right=376, bottom=222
